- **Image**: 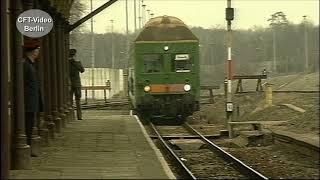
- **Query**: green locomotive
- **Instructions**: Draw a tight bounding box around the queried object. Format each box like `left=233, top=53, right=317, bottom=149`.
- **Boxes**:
left=128, top=16, right=200, bottom=120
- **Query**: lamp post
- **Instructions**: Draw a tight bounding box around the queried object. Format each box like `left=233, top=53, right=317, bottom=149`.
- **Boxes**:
left=125, top=0, right=130, bottom=97
left=272, top=26, right=277, bottom=73
left=125, top=2, right=129, bottom=67
left=138, top=0, right=141, bottom=29
left=268, top=15, right=277, bottom=73
left=133, top=0, right=137, bottom=31
left=90, top=0, right=95, bottom=99
left=110, top=19, right=114, bottom=69
left=303, top=15, right=309, bottom=72
left=268, top=12, right=288, bottom=73
left=138, top=17, right=142, bottom=29
left=142, top=4, right=146, bottom=26
left=109, top=19, right=115, bottom=97
left=125, top=0, right=129, bottom=47
left=209, top=43, right=215, bottom=67
left=147, top=9, right=151, bottom=21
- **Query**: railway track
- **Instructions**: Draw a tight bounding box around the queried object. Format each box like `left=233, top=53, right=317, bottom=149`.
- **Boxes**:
left=149, top=122, right=268, bottom=179
left=149, top=122, right=196, bottom=179
left=79, top=90, right=318, bottom=108
left=78, top=99, right=129, bottom=109
left=235, top=90, right=319, bottom=94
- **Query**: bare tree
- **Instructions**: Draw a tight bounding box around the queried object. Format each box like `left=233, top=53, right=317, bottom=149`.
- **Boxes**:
left=69, top=0, right=87, bottom=45
left=267, top=11, right=289, bottom=73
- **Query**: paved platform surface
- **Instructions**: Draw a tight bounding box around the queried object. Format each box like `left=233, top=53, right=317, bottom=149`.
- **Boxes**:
left=269, top=128, right=320, bottom=148
left=10, top=110, right=175, bottom=179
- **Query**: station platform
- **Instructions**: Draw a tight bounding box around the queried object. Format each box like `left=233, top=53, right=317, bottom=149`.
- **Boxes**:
left=10, top=110, right=175, bottom=179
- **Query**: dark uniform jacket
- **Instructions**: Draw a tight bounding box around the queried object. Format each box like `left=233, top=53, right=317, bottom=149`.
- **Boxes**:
left=23, top=58, right=43, bottom=112
left=69, top=58, right=85, bottom=88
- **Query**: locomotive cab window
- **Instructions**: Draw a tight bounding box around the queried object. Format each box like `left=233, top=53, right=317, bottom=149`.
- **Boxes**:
left=143, top=54, right=163, bottom=73
left=173, top=54, right=191, bottom=72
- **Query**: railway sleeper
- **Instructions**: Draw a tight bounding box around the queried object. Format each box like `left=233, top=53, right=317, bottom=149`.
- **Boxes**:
left=232, top=130, right=274, bottom=147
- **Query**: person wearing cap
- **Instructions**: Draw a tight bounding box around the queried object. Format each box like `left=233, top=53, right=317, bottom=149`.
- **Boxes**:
left=23, top=37, right=43, bottom=156
left=69, top=49, right=85, bottom=120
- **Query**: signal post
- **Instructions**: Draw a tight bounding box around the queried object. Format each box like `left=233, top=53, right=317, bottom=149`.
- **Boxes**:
left=225, top=0, right=234, bottom=138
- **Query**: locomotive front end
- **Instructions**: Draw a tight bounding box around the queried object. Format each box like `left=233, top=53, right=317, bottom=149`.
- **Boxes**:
left=141, top=83, right=198, bottom=118
left=129, top=15, right=200, bottom=121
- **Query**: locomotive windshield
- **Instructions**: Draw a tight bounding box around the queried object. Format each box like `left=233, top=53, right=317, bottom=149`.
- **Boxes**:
left=173, top=54, right=191, bottom=72
left=143, top=54, right=163, bottom=73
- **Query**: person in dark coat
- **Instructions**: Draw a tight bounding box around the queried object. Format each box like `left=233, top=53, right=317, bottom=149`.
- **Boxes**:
left=69, top=49, right=85, bottom=120
left=23, top=38, right=43, bottom=152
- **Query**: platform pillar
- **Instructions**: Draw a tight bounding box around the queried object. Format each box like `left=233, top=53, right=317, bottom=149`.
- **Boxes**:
left=49, top=10, right=62, bottom=134
left=11, top=0, right=31, bottom=169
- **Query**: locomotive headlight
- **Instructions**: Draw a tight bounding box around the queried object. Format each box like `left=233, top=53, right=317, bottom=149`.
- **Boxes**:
left=184, top=84, right=191, bottom=91
left=164, top=46, right=169, bottom=51
left=144, top=85, right=151, bottom=92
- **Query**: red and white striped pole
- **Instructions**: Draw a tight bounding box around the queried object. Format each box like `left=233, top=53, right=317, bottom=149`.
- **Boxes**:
left=227, top=47, right=232, bottom=92
left=226, top=0, right=234, bottom=138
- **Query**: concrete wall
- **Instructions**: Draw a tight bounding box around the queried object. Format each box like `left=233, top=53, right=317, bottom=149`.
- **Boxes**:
left=80, top=68, right=123, bottom=100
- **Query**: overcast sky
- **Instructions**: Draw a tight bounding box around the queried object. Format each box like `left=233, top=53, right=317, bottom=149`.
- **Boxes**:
left=77, top=0, right=319, bottom=34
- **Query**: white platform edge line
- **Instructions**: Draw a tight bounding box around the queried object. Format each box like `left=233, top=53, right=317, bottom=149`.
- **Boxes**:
left=133, top=115, right=176, bottom=179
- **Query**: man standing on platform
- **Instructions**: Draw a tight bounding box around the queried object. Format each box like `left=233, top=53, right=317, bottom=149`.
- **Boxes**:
left=23, top=38, right=43, bottom=156
left=69, top=49, right=85, bottom=120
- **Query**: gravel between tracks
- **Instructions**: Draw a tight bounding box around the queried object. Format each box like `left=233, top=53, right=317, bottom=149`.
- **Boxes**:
left=186, top=73, right=319, bottom=179
left=176, top=149, right=246, bottom=179
left=209, top=137, right=320, bottom=179
left=223, top=145, right=319, bottom=179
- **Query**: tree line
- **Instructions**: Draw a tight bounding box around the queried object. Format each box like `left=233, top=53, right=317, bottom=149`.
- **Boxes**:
left=69, top=1, right=319, bottom=84
left=70, top=22, right=318, bottom=83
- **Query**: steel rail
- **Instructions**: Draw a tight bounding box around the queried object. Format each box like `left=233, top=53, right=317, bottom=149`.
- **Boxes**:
left=183, top=122, right=268, bottom=180
left=79, top=101, right=129, bottom=109
left=81, top=101, right=129, bottom=106
left=150, top=134, right=221, bottom=140
left=235, top=90, right=319, bottom=94
left=273, top=90, right=319, bottom=93
left=149, top=122, right=197, bottom=180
